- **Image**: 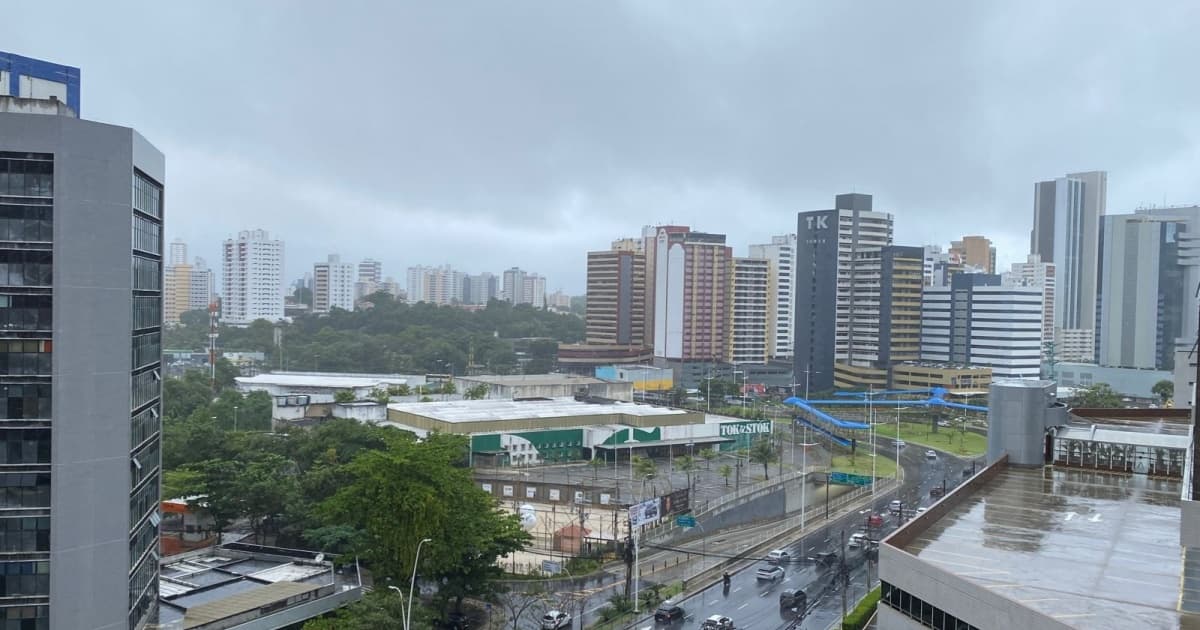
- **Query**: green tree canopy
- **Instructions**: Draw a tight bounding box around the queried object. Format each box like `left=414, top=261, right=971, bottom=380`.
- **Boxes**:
left=749, top=437, right=778, bottom=480
left=1071, top=383, right=1123, bottom=408
left=1153, top=379, right=1174, bottom=404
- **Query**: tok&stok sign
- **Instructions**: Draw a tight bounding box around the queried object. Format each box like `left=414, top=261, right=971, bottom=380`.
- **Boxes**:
left=719, top=421, right=771, bottom=437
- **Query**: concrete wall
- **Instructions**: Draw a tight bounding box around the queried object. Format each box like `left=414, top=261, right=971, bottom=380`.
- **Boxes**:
left=987, top=380, right=1055, bottom=466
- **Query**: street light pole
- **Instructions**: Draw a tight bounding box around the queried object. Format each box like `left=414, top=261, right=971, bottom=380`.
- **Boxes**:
left=233, top=405, right=239, bottom=432
left=406, top=537, right=433, bottom=630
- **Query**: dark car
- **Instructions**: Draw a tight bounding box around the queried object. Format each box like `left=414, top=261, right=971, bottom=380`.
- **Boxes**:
left=814, top=551, right=838, bottom=567
left=653, top=602, right=685, bottom=624
left=779, top=588, right=807, bottom=610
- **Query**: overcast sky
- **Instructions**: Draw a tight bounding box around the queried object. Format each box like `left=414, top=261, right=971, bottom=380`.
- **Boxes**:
left=5, top=2, right=1200, bottom=294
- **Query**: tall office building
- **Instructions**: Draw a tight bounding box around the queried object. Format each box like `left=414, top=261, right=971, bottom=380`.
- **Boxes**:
left=748, top=234, right=797, bottom=360
left=501, top=267, right=526, bottom=304
left=1004, top=254, right=1056, bottom=358
left=313, top=254, right=355, bottom=313
left=222, top=229, right=284, bottom=326
left=406, top=265, right=463, bottom=305
left=922, top=245, right=963, bottom=287
left=834, top=246, right=924, bottom=389
left=585, top=250, right=646, bottom=346
left=921, top=274, right=1043, bottom=379
left=727, top=257, right=769, bottom=364
left=1096, top=214, right=1186, bottom=370
left=0, top=69, right=163, bottom=629
left=794, top=194, right=894, bottom=392
left=1031, top=170, right=1107, bottom=361
left=949, top=235, right=996, bottom=273
left=1136, top=205, right=1200, bottom=354
left=522, top=273, right=547, bottom=308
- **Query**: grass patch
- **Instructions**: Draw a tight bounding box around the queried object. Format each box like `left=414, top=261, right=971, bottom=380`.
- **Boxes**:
left=873, top=421, right=986, bottom=457
left=588, top=581, right=683, bottom=629
left=841, top=585, right=881, bottom=630
left=830, top=453, right=898, bottom=478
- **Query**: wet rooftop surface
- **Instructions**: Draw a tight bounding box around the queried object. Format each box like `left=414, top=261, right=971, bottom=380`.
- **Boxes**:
left=902, top=466, right=1196, bottom=629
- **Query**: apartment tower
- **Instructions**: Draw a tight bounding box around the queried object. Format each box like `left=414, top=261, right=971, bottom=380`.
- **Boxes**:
left=585, top=250, right=646, bottom=346
left=748, top=234, right=797, bottom=360
left=312, top=254, right=355, bottom=313
left=221, top=229, right=284, bottom=325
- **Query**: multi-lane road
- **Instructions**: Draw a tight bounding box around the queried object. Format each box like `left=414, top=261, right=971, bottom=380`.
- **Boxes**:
left=619, top=443, right=975, bottom=629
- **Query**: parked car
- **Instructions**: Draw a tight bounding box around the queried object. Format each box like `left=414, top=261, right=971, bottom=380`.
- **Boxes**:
left=925, top=449, right=938, bottom=459
left=766, top=548, right=791, bottom=564
left=700, top=614, right=735, bottom=630
left=889, top=499, right=903, bottom=514
left=779, top=588, right=807, bottom=610
left=540, top=611, right=571, bottom=629
left=653, top=602, right=685, bottom=624
left=848, top=532, right=868, bottom=549
left=756, top=565, right=785, bottom=582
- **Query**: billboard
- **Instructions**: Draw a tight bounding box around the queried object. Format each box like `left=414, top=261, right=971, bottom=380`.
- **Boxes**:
left=628, top=498, right=662, bottom=527
left=719, top=421, right=772, bottom=437
left=661, top=488, right=689, bottom=516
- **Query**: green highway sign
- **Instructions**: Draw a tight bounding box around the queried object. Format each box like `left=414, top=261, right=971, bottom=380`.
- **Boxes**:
left=675, top=515, right=696, bottom=528
left=830, top=472, right=874, bottom=487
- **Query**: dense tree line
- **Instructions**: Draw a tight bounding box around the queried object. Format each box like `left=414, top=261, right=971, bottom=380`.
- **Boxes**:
left=165, top=296, right=583, bottom=375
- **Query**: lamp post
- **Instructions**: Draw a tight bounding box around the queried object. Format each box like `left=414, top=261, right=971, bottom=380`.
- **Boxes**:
left=233, top=405, right=239, bottom=432
left=406, top=537, right=433, bottom=630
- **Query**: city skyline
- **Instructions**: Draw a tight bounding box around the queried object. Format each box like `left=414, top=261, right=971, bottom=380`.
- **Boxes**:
left=3, top=4, right=1199, bottom=293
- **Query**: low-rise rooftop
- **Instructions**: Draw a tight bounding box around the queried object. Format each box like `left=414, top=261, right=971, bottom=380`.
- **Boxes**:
left=387, top=397, right=686, bottom=424
left=236, top=370, right=420, bottom=389
left=456, top=374, right=613, bottom=387
left=898, top=465, right=1189, bottom=628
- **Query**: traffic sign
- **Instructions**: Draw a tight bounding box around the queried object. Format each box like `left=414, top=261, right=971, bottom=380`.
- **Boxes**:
left=675, top=515, right=696, bottom=528
left=830, top=472, right=873, bottom=486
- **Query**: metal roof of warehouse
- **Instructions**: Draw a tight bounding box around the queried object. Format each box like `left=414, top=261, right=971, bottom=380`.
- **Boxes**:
left=1053, top=424, right=1190, bottom=449
left=236, top=371, right=418, bottom=388
left=386, top=397, right=686, bottom=423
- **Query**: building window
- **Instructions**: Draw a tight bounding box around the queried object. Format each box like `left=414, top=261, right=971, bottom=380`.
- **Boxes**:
left=131, top=332, right=160, bottom=370
left=0, top=341, right=50, bottom=376
left=0, top=429, right=50, bottom=465
left=132, top=172, right=161, bottom=219
left=130, top=408, right=159, bottom=450
left=130, top=440, right=160, bottom=491
left=880, top=581, right=980, bottom=630
left=0, top=294, right=51, bottom=331
left=131, top=256, right=160, bottom=292
left=0, top=203, right=52, bottom=242
left=132, top=296, right=160, bottom=330
left=0, top=384, right=50, bottom=420
left=131, top=370, right=160, bottom=411
left=0, top=474, right=50, bottom=509
left=0, top=154, right=53, bottom=198
left=0, top=517, right=50, bottom=553
left=0, top=561, right=48, bottom=598
left=131, top=215, right=160, bottom=256
left=0, top=605, right=48, bottom=630
left=0, top=251, right=51, bottom=287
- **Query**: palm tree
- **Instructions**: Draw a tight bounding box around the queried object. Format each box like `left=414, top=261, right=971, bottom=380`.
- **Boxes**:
left=749, top=438, right=778, bottom=480
left=632, top=456, right=658, bottom=499
left=699, top=448, right=718, bottom=470
left=674, top=455, right=698, bottom=499
left=588, top=455, right=605, bottom=480
left=718, top=464, right=733, bottom=487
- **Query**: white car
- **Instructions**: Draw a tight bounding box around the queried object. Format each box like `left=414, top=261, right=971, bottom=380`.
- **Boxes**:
left=540, top=610, right=571, bottom=629
left=916, top=507, right=929, bottom=515
left=925, top=450, right=938, bottom=459
left=756, top=565, right=785, bottom=582
left=766, top=548, right=791, bottom=564
left=848, top=533, right=868, bottom=549
left=701, top=614, right=735, bottom=630
left=889, top=499, right=903, bottom=514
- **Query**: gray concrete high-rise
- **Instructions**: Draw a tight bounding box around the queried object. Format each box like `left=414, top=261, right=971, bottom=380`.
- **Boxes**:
left=1097, top=214, right=1186, bottom=370
left=793, top=193, right=893, bottom=393
left=1031, top=170, right=1107, bottom=362
left=0, top=95, right=164, bottom=628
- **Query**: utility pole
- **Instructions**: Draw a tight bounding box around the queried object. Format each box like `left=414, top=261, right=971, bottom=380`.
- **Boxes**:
left=623, top=518, right=633, bottom=598
left=825, top=472, right=831, bottom=519
left=840, top=529, right=848, bottom=624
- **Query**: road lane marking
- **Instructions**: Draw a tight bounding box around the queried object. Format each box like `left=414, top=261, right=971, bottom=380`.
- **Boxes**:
left=737, top=603, right=749, bottom=610
left=733, top=587, right=742, bottom=593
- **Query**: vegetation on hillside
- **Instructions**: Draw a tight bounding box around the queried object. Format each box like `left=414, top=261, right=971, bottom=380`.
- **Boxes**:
left=165, top=296, right=584, bottom=375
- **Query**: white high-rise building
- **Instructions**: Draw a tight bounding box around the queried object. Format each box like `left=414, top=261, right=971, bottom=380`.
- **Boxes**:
left=1031, top=170, right=1107, bottom=362
left=727, top=257, right=769, bottom=364
left=169, top=238, right=188, bottom=266
left=502, top=267, right=527, bottom=303
left=222, top=229, right=285, bottom=325
left=522, top=273, right=547, bottom=308
left=1004, top=254, right=1056, bottom=359
left=748, top=234, right=796, bottom=360
left=358, top=258, right=382, bottom=284
left=313, top=254, right=355, bottom=313
left=406, top=265, right=464, bottom=305
left=921, top=274, right=1043, bottom=379
left=189, top=256, right=214, bottom=312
